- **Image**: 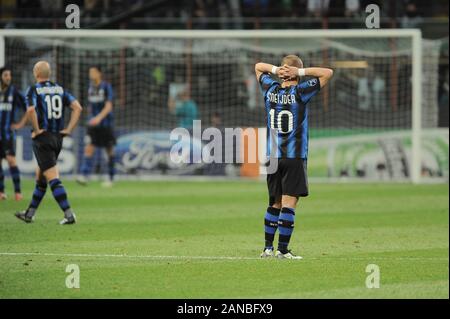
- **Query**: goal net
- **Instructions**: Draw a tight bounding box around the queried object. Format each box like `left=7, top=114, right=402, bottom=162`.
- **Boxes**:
left=0, top=30, right=447, bottom=183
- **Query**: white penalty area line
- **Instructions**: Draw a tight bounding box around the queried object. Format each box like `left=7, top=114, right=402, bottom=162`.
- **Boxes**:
left=0, top=252, right=448, bottom=262
left=0, top=252, right=259, bottom=261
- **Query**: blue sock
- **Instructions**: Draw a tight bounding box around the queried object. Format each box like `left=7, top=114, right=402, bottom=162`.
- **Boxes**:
left=108, top=155, right=115, bottom=181
left=9, top=166, right=21, bottom=193
left=26, top=180, right=47, bottom=217
left=80, top=156, right=94, bottom=177
left=278, top=207, right=295, bottom=253
left=0, top=164, right=4, bottom=193
left=264, top=206, right=280, bottom=249
left=49, top=179, right=72, bottom=215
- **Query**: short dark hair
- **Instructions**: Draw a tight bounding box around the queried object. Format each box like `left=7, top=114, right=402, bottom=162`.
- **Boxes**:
left=0, top=66, right=11, bottom=77
left=89, top=65, right=102, bottom=73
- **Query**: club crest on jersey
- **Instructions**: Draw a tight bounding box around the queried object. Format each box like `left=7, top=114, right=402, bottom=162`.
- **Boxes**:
left=88, top=88, right=105, bottom=103
left=307, top=79, right=318, bottom=86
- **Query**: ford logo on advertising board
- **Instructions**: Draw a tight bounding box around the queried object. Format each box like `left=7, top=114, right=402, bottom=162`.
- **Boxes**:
left=115, top=131, right=206, bottom=175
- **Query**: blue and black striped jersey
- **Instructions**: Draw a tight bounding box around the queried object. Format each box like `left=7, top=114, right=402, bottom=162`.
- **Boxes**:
left=88, top=81, right=114, bottom=127
left=260, top=73, right=321, bottom=159
left=25, top=81, right=76, bottom=133
left=0, top=84, right=26, bottom=139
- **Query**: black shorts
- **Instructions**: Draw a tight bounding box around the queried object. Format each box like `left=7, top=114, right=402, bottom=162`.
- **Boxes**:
left=0, top=136, right=15, bottom=158
left=32, top=131, right=63, bottom=172
left=87, top=126, right=116, bottom=148
left=267, top=158, right=308, bottom=203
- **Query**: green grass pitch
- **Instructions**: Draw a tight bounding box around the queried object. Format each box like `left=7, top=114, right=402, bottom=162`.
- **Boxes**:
left=0, top=180, right=448, bottom=298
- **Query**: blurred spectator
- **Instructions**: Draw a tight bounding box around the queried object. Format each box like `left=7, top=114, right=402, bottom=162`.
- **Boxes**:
left=401, top=1, right=424, bottom=28
left=40, top=0, right=63, bottom=17
left=204, top=111, right=227, bottom=176
left=1, top=0, right=447, bottom=32
left=210, top=112, right=222, bottom=127
left=344, top=0, right=360, bottom=18
left=227, top=0, right=243, bottom=29
left=372, top=73, right=386, bottom=110
left=192, top=0, right=207, bottom=28
left=368, top=64, right=386, bottom=110
left=168, top=89, right=199, bottom=130
left=357, top=75, right=370, bottom=110
left=307, top=0, right=329, bottom=17
left=192, top=0, right=220, bottom=28
left=84, top=0, right=103, bottom=20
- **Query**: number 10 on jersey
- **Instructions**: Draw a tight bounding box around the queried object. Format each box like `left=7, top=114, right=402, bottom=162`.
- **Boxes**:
left=269, top=108, right=294, bottom=134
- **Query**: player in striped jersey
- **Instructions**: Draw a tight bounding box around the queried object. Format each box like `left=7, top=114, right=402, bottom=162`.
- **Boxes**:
left=0, top=66, right=27, bottom=201
left=15, top=61, right=83, bottom=225
left=255, top=55, right=334, bottom=259
left=77, top=66, right=116, bottom=187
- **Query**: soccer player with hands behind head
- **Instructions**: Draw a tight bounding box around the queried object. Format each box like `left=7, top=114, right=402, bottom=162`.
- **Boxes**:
left=255, top=55, right=333, bottom=259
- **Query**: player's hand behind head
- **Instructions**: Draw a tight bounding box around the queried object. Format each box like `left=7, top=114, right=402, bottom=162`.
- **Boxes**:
left=278, top=65, right=298, bottom=81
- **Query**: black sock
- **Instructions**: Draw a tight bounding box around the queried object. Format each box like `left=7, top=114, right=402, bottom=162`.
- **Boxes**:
left=27, top=180, right=47, bottom=217
left=9, top=166, right=21, bottom=193
left=49, top=178, right=73, bottom=217
left=278, top=207, right=295, bottom=253
left=264, top=206, right=281, bottom=249
left=108, top=155, right=115, bottom=181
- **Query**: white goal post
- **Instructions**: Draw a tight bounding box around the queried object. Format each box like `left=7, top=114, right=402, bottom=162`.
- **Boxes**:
left=0, top=29, right=425, bottom=183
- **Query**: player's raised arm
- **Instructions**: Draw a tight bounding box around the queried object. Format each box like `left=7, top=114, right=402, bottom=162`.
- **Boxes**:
left=279, top=65, right=334, bottom=88
left=60, top=100, right=82, bottom=137
left=254, top=62, right=282, bottom=82
left=304, top=67, right=334, bottom=88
